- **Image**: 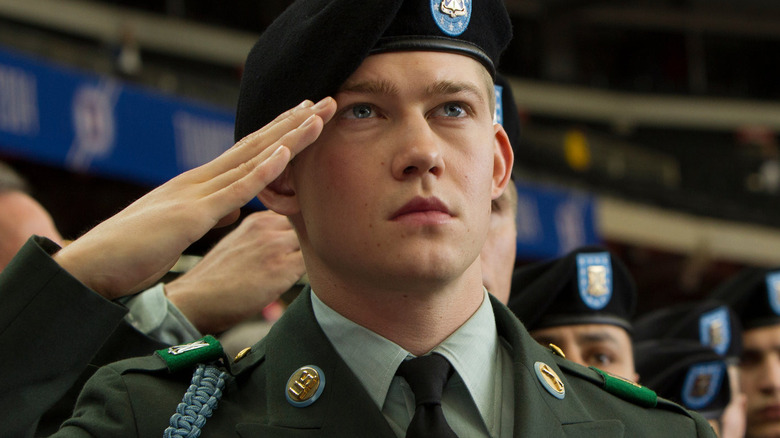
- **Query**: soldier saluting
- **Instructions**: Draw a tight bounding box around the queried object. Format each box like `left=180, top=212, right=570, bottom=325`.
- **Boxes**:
left=2, top=0, right=715, bottom=436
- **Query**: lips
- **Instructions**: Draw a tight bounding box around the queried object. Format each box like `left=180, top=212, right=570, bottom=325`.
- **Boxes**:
left=390, top=196, right=452, bottom=221
left=756, top=404, right=780, bottom=422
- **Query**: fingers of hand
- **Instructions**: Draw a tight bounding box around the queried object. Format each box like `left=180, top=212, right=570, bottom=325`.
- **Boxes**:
left=220, top=97, right=336, bottom=172
left=204, top=99, right=333, bottom=202
left=204, top=145, right=291, bottom=217
left=241, top=210, right=293, bottom=232
left=157, top=98, right=335, bottom=228
left=254, top=96, right=337, bottom=160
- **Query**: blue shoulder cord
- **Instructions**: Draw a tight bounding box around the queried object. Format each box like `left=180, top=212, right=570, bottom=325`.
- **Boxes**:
left=163, top=363, right=229, bottom=438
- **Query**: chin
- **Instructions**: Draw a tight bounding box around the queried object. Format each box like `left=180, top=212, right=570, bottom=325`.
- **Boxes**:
left=748, top=424, right=780, bottom=438
left=378, top=260, right=463, bottom=287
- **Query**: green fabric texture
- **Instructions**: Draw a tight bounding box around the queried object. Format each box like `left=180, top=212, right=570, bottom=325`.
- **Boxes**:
left=590, top=367, right=657, bottom=408
left=155, top=335, right=224, bottom=372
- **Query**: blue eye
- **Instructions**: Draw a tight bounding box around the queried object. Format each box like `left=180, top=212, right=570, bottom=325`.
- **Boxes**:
left=347, top=104, right=374, bottom=119
left=441, top=103, right=465, bottom=117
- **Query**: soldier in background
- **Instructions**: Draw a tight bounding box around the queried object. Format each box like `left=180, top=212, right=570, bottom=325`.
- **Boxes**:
left=0, top=161, right=63, bottom=271
left=634, top=301, right=747, bottom=438
left=711, top=267, right=780, bottom=438
left=634, top=339, right=733, bottom=437
left=508, top=246, right=639, bottom=382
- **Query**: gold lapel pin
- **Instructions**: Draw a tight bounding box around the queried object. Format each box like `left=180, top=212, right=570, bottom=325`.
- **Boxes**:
left=286, top=365, right=326, bottom=407
left=535, top=361, right=565, bottom=399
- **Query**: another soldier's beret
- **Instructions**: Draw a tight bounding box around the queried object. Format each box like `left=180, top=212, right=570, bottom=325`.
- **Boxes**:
left=633, top=301, right=743, bottom=363
left=635, top=339, right=731, bottom=420
left=235, top=0, right=513, bottom=141
left=709, top=267, right=780, bottom=330
left=508, top=246, right=636, bottom=332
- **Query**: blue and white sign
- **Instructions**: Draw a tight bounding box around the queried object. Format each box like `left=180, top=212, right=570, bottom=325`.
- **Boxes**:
left=576, top=252, right=612, bottom=310
left=513, top=180, right=600, bottom=260
left=431, top=0, right=471, bottom=36
left=681, top=361, right=725, bottom=410
left=0, top=45, right=234, bottom=187
left=0, top=44, right=603, bottom=244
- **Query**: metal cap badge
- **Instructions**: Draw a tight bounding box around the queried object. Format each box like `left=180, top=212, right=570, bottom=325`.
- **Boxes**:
left=286, top=365, right=326, bottom=407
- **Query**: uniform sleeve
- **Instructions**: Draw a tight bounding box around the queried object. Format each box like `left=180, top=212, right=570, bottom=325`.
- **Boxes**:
left=691, top=410, right=719, bottom=437
left=122, top=283, right=202, bottom=346
left=55, top=366, right=140, bottom=437
left=0, top=237, right=127, bottom=437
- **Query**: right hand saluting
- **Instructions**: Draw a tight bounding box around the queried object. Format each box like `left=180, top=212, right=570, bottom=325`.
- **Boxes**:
left=53, top=97, right=336, bottom=300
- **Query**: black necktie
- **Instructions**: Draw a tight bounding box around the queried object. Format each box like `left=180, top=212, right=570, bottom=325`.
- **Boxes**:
left=396, top=353, right=458, bottom=438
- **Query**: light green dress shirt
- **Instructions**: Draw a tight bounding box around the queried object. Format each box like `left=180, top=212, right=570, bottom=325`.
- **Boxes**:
left=311, top=289, right=515, bottom=438
left=122, top=283, right=201, bottom=345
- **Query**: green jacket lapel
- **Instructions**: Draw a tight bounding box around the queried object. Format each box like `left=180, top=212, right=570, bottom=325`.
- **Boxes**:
left=490, top=295, right=624, bottom=438
left=235, top=287, right=396, bottom=437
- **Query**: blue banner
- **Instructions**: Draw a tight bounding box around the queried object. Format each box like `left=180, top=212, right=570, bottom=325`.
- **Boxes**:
left=0, top=44, right=598, bottom=259
left=0, top=45, right=235, bottom=186
left=513, top=180, right=600, bottom=259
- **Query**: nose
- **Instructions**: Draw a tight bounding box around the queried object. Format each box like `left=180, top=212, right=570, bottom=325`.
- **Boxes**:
left=759, top=352, right=780, bottom=394
left=391, top=116, right=445, bottom=181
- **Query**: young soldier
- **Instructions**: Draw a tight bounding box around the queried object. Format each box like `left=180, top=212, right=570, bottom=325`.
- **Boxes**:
left=508, top=246, right=639, bottom=382
left=1, top=1, right=714, bottom=436
left=634, top=339, right=733, bottom=437
left=633, top=301, right=747, bottom=438
left=0, top=161, right=63, bottom=271
left=711, top=267, right=780, bottom=438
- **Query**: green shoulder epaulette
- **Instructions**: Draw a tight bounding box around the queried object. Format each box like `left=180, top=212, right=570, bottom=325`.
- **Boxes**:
left=155, top=335, right=225, bottom=373
left=590, top=366, right=657, bottom=408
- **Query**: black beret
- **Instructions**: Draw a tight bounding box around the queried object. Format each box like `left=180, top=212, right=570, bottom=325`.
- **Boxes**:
left=633, top=301, right=743, bottom=363
left=635, top=339, right=730, bottom=420
left=709, top=267, right=780, bottom=330
left=507, top=246, right=637, bottom=332
left=235, top=0, right=513, bottom=141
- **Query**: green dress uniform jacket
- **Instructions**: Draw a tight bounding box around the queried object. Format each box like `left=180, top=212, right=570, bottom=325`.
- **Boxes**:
left=2, top=239, right=715, bottom=437
left=0, top=238, right=167, bottom=437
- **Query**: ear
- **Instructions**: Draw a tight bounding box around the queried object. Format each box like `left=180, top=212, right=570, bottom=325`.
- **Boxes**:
left=491, top=123, right=514, bottom=200
left=256, top=163, right=300, bottom=216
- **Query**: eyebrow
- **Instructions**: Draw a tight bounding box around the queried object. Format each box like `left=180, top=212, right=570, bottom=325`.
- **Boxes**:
left=576, top=332, right=620, bottom=345
left=426, top=80, right=486, bottom=104
left=339, top=79, right=400, bottom=96
left=743, top=344, right=780, bottom=356
left=338, top=79, right=486, bottom=105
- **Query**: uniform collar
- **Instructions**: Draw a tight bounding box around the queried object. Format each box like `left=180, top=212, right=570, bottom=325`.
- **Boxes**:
left=311, top=288, right=500, bottom=430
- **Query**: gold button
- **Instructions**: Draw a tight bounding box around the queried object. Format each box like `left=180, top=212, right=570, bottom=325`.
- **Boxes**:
left=549, top=343, right=566, bottom=358
left=234, top=347, right=251, bottom=362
